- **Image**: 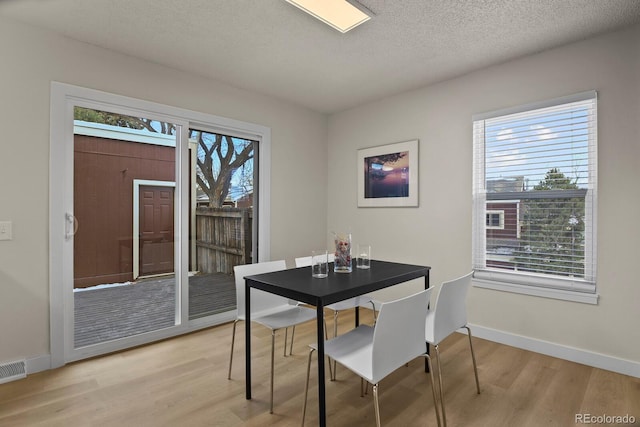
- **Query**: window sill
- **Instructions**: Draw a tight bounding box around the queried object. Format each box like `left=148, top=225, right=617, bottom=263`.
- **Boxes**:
left=472, top=277, right=599, bottom=305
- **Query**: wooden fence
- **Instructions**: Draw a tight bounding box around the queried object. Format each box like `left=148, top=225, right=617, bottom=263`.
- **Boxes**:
left=195, top=207, right=252, bottom=274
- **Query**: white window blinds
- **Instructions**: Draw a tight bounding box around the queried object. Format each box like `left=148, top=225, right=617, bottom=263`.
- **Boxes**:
left=472, top=91, right=597, bottom=294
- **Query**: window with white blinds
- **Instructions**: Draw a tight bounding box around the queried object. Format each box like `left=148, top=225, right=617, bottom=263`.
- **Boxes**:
left=472, top=91, right=597, bottom=301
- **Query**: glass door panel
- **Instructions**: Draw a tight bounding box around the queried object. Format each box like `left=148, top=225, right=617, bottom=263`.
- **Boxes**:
left=188, top=128, right=256, bottom=320
left=73, top=107, right=179, bottom=348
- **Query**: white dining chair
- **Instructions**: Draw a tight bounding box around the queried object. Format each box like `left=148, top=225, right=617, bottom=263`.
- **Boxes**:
left=301, top=288, right=441, bottom=427
left=295, top=254, right=380, bottom=380
left=228, top=260, right=317, bottom=414
left=425, top=272, right=480, bottom=427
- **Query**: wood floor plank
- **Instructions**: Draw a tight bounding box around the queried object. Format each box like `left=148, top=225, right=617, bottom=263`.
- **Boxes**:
left=1, top=309, right=638, bottom=426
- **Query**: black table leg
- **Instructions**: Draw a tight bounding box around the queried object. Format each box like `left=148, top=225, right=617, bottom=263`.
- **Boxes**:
left=245, top=281, right=252, bottom=399
left=425, top=271, right=430, bottom=373
left=316, top=303, right=327, bottom=427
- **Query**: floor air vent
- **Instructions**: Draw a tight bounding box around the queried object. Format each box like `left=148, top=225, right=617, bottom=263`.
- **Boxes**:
left=0, top=359, right=26, bottom=384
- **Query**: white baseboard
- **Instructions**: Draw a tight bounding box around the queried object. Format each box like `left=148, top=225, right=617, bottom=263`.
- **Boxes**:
left=467, top=323, right=640, bottom=379
left=25, top=354, right=51, bottom=375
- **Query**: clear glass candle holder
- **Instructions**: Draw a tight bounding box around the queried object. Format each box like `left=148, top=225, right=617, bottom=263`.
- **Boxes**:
left=311, top=250, right=329, bottom=278
left=356, top=244, right=371, bottom=269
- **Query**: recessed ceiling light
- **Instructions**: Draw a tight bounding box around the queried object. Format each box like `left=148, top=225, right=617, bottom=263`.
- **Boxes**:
left=285, top=0, right=372, bottom=33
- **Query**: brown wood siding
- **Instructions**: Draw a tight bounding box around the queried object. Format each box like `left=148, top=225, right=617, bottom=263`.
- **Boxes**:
left=74, top=134, right=175, bottom=288
left=486, top=202, right=519, bottom=240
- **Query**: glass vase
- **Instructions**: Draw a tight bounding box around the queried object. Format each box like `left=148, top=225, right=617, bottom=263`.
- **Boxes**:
left=333, top=232, right=352, bottom=273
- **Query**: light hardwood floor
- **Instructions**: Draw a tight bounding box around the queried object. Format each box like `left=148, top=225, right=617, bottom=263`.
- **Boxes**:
left=1, top=309, right=638, bottom=426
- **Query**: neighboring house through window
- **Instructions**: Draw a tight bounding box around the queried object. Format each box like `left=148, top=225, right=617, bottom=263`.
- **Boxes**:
left=472, top=91, right=598, bottom=304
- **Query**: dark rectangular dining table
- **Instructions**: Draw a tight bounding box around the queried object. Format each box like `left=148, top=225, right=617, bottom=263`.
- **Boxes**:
left=244, top=259, right=430, bottom=427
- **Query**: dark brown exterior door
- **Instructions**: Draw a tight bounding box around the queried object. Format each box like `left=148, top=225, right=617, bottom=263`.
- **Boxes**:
left=139, top=185, right=175, bottom=276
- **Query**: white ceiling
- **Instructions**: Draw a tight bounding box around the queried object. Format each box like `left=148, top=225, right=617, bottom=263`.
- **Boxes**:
left=2, top=0, right=640, bottom=114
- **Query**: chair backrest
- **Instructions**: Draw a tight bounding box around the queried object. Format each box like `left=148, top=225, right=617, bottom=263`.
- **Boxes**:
left=294, top=253, right=336, bottom=268
left=233, top=260, right=289, bottom=319
left=371, top=288, right=433, bottom=382
left=431, top=272, right=474, bottom=344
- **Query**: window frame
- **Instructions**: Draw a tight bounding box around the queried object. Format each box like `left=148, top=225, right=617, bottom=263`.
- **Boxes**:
left=472, top=91, right=598, bottom=304
left=485, top=210, right=505, bottom=229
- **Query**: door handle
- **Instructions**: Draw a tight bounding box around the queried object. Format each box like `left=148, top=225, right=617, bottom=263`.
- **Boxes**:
left=65, top=213, right=79, bottom=240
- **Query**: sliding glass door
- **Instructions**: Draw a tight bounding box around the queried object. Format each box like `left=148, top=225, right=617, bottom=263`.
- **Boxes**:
left=50, top=82, right=271, bottom=366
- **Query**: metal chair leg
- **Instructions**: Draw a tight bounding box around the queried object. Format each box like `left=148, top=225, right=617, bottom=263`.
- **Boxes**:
left=323, top=317, right=334, bottom=380
left=289, top=326, right=296, bottom=355
left=331, top=310, right=339, bottom=380
left=373, top=383, right=381, bottom=427
left=464, top=326, right=481, bottom=394
left=270, top=330, right=276, bottom=414
left=283, top=327, right=289, bottom=357
left=301, top=348, right=315, bottom=426
left=369, top=301, right=378, bottom=324
left=424, top=354, right=442, bottom=427
left=434, top=345, right=447, bottom=427
left=227, top=320, right=238, bottom=380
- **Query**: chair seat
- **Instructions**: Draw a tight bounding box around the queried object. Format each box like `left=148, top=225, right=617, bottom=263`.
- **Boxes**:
left=253, top=305, right=317, bottom=330
left=326, top=295, right=377, bottom=312
left=311, top=325, right=375, bottom=382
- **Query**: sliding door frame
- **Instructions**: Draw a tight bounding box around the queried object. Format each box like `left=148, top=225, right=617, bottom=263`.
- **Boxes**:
left=49, top=82, right=271, bottom=367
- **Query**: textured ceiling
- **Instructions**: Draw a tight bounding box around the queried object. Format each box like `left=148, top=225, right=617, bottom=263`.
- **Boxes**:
left=2, top=0, right=640, bottom=113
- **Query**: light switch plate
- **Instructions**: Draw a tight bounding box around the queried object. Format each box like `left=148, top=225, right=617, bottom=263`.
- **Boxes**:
left=0, top=221, right=12, bottom=241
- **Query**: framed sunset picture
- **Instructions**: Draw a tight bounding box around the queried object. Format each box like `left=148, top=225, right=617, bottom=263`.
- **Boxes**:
left=357, top=139, right=419, bottom=207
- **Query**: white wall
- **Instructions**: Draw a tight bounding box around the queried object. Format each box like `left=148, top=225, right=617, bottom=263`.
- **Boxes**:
left=327, top=24, right=640, bottom=370
left=0, top=17, right=328, bottom=364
